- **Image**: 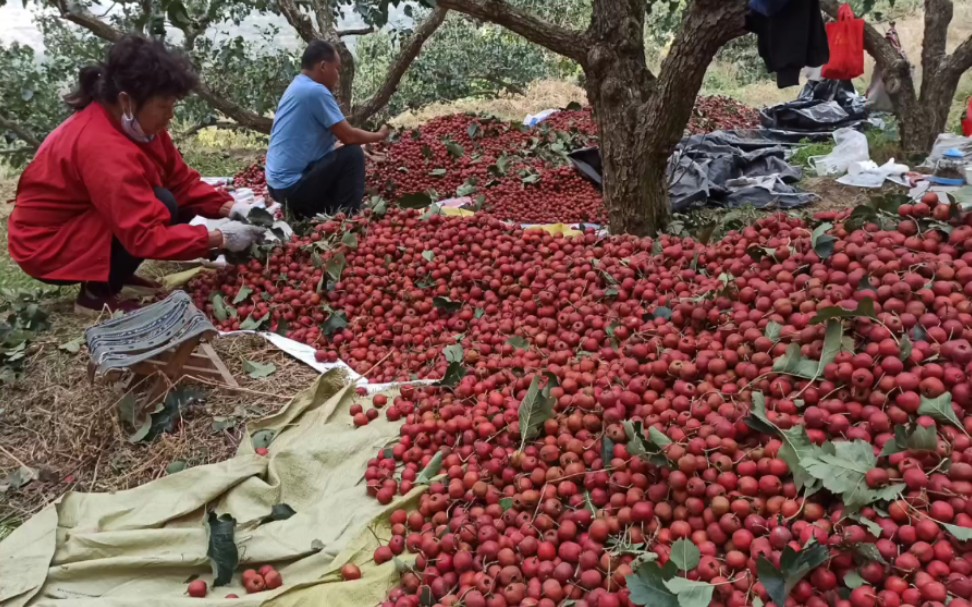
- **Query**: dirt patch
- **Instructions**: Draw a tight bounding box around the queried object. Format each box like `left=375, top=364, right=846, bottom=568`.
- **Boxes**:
left=800, top=177, right=883, bottom=214
left=0, top=315, right=320, bottom=531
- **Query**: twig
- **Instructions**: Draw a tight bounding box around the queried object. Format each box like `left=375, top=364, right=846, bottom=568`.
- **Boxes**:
left=0, top=444, right=31, bottom=469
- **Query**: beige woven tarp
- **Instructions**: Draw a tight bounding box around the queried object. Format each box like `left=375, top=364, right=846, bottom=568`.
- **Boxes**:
left=0, top=372, right=421, bottom=606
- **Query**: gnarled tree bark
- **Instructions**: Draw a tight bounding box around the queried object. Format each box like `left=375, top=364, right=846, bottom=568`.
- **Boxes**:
left=821, top=0, right=972, bottom=157
left=440, top=0, right=748, bottom=235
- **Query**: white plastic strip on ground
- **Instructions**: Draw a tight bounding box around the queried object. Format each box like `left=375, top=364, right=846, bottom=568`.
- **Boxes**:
left=219, top=330, right=439, bottom=394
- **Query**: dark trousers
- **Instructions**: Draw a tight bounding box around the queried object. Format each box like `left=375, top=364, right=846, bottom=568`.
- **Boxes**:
left=268, top=144, right=365, bottom=219
left=43, top=187, right=188, bottom=294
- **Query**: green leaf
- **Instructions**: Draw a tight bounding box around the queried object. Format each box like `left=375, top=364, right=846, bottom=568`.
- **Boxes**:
left=341, top=231, right=359, bottom=249
left=774, top=320, right=842, bottom=379
left=433, top=296, right=462, bottom=314
left=624, top=422, right=671, bottom=468
left=59, top=337, right=84, bottom=354
left=804, top=440, right=905, bottom=511
left=811, top=222, right=838, bottom=259
left=467, top=123, right=481, bottom=139
left=243, top=360, right=276, bottom=379
left=648, top=427, right=673, bottom=449
left=602, top=436, right=615, bottom=465
left=746, top=394, right=821, bottom=492
left=757, top=542, right=829, bottom=607
left=627, top=562, right=680, bottom=607
left=507, top=336, right=530, bottom=350
left=663, top=577, right=715, bottom=607
left=489, top=155, right=511, bottom=177
left=323, top=311, right=348, bottom=337
left=843, top=570, right=865, bottom=589
left=429, top=168, right=448, bottom=178
left=918, top=393, right=965, bottom=432
left=372, top=197, right=388, bottom=217
left=456, top=181, right=477, bottom=197
left=326, top=253, right=346, bottom=284
left=240, top=313, right=269, bottom=331
left=421, top=250, right=435, bottom=262
left=251, top=429, right=275, bottom=450
left=437, top=361, right=467, bottom=389
left=848, top=513, right=883, bottom=539
left=500, top=497, right=514, bottom=512
left=810, top=298, right=877, bottom=324
left=765, top=321, right=782, bottom=343
left=0, top=465, right=37, bottom=493
left=942, top=522, right=972, bottom=541
left=443, top=344, right=464, bottom=363
left=670, top=539, right=701, bottom=571
left=445, top=140, right=465, bottom=158
left=850, top=542, right=888, bottom=565
left=653, top=306, right=673, bottom=320
left=521, top=173, right=541, bottom=185
left=474, top=308, right=485, bottom=319
left=165, top=460, right=187, bottom=475
left=206, top=512, right=239, bottom=587
left=899, top=333, right=913, bottom=361
left=416, top=451, right=444, bottom=484
left=518, top=373, right=559, bottom=448
left=261, top=503, right=296, bottom=524
left=882, top=423, right=938, bottom=456
left=232, top=286, right=253, bottom=305
left=211, top=294, right=235, bottom=322
left=401, top=192, right=434, bottom=208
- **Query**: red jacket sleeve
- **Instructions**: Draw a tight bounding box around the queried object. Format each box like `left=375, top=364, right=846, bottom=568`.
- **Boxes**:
left=161, top=133, right=232, bottom=219
left=77, top=143, right=213, bottom=262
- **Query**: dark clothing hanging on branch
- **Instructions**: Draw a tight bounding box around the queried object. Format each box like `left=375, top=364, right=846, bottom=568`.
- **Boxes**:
left=747, top=0, right=830, bottom=88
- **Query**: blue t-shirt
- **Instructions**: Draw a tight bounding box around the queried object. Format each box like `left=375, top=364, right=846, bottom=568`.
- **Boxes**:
left=265, top=74, right=346, bottom=190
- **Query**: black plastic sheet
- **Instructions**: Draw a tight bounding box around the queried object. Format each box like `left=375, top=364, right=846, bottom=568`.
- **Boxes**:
left=760, top=79, right=868, bottom=133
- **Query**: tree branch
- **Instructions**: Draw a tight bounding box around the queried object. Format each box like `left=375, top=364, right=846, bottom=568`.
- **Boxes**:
left=0, top=112, right=42, bottom=149
left=276, top=0, right=319, bottom=43
left=437, top=0, right=589, bottom=65
left=351, top=7, right=448, bottom=124
left=949, top=35, right=972, bottom=74
left=337, top=26, right=375, bottom=36
left=54, top=0, right=273, bottom=134
left=645, top=0, right=748, bottom=149
left=194, top=83, right=274, bottom=133
left=309, top=0, right=336, bottom=35
left=921, top=0, right=952, bottom=76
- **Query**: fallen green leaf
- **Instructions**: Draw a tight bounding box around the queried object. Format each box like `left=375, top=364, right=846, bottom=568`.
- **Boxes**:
left=243, top=360, right=276, bottom=379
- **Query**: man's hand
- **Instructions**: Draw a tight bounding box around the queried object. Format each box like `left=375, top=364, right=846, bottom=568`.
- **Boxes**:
left=377, top=125, right=392, bottom=141
left=218, top=222, right=267, bottom=252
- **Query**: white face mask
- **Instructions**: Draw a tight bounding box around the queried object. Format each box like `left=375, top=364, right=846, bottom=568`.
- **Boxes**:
left=120, top=94, right=154, bottom=143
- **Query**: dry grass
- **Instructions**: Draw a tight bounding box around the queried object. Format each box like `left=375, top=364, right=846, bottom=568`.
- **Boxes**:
left=0, top=323, right=319, bottom=533
left=391, top=79, right=587, bottom=127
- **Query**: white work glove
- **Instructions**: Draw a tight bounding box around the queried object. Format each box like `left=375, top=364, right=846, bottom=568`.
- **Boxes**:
left=229, top=199, right=258, bottom=221
left=219, top=221, right=266, bottom=252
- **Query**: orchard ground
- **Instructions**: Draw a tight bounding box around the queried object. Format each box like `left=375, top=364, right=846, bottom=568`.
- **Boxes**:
left=0, top=107, right=896, bottom=544
left=0, top=54, right=967, bottom=551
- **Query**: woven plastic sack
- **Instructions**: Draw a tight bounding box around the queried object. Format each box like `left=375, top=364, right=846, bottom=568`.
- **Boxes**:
left=822, top=4, right=865, bottom=80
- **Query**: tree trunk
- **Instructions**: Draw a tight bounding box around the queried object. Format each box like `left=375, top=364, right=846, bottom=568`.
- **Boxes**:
left=582, top=0, right=662, bottom=235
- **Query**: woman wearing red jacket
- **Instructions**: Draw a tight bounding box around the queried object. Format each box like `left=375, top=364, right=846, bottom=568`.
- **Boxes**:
left=8, top=35, right=265, bottom=314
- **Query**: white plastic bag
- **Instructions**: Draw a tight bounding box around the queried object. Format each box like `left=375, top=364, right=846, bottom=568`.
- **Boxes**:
left=837, top=158, right=910, bottom=188
left=808, top=128, right=870, bottom=177
left=523, top=109, right=559, bottom=127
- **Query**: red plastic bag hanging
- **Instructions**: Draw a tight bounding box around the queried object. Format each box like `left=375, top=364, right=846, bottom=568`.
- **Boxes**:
left=822, top=4, right=865, bottom=80
left=963, top=98, right=972, bottom=137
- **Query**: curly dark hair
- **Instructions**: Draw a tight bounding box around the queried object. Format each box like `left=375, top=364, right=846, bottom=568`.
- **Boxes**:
left=64, top=34, right=199, bottom=111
